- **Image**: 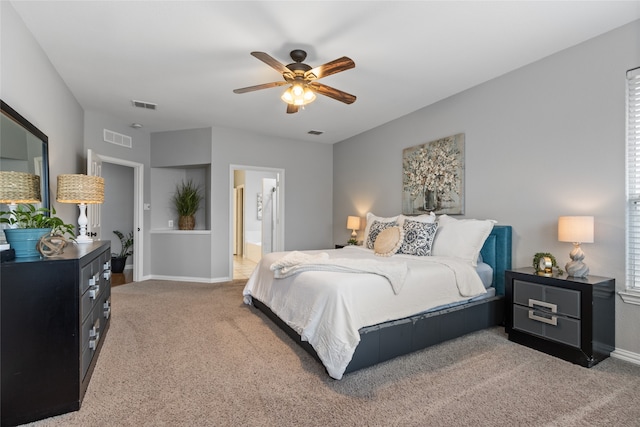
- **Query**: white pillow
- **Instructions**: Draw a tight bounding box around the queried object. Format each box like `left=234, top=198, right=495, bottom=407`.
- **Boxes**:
left=363, top=213, right=399, bottom=249
left=399, top=212, right=436, bottom=224
left=431, top=215, right=496, bottom=266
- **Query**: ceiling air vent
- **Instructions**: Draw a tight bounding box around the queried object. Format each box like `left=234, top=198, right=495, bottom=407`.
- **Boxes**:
left=131, top=99, right=157, bottom=110
left=104, top=129, right=132, bottom=148
left=308, top=130, right=324, bottom=135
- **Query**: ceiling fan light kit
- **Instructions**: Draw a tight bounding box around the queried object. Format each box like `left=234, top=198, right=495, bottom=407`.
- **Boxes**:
left=234, top=49, right=356, bottom=114
left=281, top=84, right=316, bottom=106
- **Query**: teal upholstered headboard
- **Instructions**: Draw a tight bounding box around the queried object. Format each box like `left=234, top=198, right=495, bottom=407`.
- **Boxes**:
left=479, top=225, right=512, bottom=296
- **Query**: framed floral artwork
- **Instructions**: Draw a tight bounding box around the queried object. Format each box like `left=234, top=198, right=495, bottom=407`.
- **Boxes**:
left=402, top=133, right=465, bottom=215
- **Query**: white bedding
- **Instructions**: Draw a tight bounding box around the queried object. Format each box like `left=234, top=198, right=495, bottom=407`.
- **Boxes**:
left=242, top=246, right=487, bottom=380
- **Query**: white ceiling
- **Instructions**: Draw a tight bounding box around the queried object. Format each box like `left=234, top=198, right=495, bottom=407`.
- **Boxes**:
left=10, top=1, right=640, bottom=144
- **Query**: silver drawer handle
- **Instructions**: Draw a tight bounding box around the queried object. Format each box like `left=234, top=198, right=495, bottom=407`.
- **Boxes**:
left=89, top=284, right=100, bottom=299
left=89, top=319, right=101, bottom=350
left=528, top=298, right=557, bottom=313
left=89, top=334, right=100, bottom=350
left=103, top=300, right=111, bottom=319
left=528, top=309, right=558, bottom=326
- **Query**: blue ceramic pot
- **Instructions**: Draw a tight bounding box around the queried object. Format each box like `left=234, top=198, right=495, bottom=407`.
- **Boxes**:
left=3, top=228, right=51, bottom=258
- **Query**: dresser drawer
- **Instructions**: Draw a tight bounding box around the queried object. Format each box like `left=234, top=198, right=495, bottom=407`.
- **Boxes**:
left=513, top=279, right=581, bottom=318
left=80, top=257, right=102, bottom=295
left=513, top=304, right=581, bottom=348
left=81, top=288, right=110, bottom=381
left=80, top=270, right=109, bottom=320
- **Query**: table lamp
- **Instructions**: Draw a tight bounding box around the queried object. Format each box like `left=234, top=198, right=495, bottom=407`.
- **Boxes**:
left=347, top=215, right=361, bottom=242
left=57, top=174, right=104, bottom=244
left=558, top=216, right=594, bottom=278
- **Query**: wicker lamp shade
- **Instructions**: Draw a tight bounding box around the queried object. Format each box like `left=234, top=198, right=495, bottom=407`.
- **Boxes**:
left=57, top=174, right=104, bottom=204
left=0, top=171, right=41, bottom=203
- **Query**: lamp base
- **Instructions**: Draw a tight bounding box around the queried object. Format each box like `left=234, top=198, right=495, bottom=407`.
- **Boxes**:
left=75, top=234, right=93, bottom=244
left=566, top=243, right=589, bottom=278
left=565, top=260, right=589, bottom=278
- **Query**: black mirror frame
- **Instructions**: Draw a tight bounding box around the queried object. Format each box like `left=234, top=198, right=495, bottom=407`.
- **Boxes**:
left=0, top=100, right=50, bottom=210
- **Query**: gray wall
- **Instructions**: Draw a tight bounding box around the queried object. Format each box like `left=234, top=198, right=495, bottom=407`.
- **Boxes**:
left=149, top=126, right=333, bottom=280
left=84, top=110, right=151, bottom=276
left=1, top=1, right=84, bottom=227
left=334, top=20, right=640, bottom=356
left=211, top=126, right=333, bottom=278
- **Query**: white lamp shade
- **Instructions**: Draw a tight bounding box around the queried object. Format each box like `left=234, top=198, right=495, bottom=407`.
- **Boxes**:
left=346, top=215, right=361, bottom=231
left=558, top=216, right=594, bottom=243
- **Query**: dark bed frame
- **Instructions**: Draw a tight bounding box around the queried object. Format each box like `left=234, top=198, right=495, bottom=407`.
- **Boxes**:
left=252, top=225, right=513, bottom=377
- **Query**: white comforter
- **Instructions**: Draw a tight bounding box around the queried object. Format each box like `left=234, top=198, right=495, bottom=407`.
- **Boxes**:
left=242, top=246, right=487, bottom=380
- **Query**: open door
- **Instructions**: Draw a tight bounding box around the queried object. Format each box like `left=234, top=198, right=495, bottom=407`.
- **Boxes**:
left=87, top=149, right=102, bottom=240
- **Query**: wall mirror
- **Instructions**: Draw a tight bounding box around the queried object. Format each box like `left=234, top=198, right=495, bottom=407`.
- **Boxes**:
left=0, top=100, right=50, bottom=209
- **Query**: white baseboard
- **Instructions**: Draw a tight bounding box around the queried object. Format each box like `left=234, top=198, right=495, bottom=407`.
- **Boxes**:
left=611, top=348, right=640, bottom=366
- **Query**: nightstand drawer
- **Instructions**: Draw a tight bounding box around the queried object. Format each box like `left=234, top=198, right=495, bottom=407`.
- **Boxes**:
left=513, top=279, right=580, bottom=318
left=513, top=304, right=581, bottom=348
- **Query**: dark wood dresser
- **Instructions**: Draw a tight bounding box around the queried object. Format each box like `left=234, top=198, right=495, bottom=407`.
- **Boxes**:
left=1, top=241, right=112, bottom=426
left=505, top=267, right=615, bottom=368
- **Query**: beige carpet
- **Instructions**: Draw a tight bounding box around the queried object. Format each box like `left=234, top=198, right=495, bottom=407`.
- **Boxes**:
left=27, top=280, right=640, bottom=427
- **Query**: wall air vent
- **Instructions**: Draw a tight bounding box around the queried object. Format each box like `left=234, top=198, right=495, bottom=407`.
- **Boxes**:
left=104, top=129, right=132, bottom=148
left=131, top=100, right=157, bottom=110
left=308, top=130, right=324, bottom=135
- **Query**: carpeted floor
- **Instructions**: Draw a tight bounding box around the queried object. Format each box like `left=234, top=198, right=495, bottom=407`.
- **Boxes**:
left=26, top=280, right=640, bottom=427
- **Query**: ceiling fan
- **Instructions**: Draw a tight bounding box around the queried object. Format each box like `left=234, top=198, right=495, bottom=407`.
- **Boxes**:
left=233, top=49, right=356, bottom=114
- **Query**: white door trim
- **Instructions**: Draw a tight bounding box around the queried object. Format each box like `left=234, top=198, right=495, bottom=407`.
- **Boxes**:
left=93, top=153, right=144, bottom=282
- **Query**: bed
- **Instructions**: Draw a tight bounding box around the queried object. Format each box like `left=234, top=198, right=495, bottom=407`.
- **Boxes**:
left=243, top=214, right=512, bottom=379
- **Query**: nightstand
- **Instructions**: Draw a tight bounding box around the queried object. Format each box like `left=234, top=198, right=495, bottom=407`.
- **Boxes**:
left=505, top=268, right=615, bottom=368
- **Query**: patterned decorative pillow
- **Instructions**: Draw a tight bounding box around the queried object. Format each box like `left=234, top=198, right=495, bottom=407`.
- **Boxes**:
left=366, top=220, right=398, bottom=249
left=397, top=220, right=438, bottom=256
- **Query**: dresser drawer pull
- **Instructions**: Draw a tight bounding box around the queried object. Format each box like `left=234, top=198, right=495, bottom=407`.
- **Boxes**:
left=528, top=309, right=558, bottom=326
left=89, top=284, right=100, bottom=299
left=89, top=319, right=101, bottom=350
left=103, top=300, right=111, bottom=319
left=103, top=269, right=111, bottom=281
left=103, top=260, right=111, bottom=270
left=528, top=298, right=557, bottom=313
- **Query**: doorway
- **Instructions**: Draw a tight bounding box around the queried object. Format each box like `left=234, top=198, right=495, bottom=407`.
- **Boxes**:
left=230, top=165, right=284, bottom=280
left=87, top=150, right=144, bottom=282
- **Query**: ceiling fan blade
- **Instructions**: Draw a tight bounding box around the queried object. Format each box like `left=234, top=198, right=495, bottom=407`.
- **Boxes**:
left=308, top=82, right=356, bottom=104
left=305, top=57, right=355, bottom=80
left=286, top=104, right=299, bottom=114
left=233, top=81, right=288, bottom=94
left=251, top=51, right=292, bottom=75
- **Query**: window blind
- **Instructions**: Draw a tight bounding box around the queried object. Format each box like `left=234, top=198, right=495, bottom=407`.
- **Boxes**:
left=626, top=67, right=640, bottom=289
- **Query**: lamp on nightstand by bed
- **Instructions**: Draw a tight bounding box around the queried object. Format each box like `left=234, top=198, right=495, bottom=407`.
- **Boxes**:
left=346, top=215, right=361, bottom=244
left=558, top=215, right=594, bottom=278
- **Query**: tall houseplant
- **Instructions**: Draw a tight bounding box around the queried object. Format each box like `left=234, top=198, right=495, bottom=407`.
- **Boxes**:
left=111, top=230, right=133, bottom=274
left=0, top=204, right=75, bottom=258
left=172, top=179, right=203, bottom=230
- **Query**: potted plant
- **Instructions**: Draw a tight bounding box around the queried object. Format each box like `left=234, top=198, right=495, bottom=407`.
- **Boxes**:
left=532, top=252, right=564, bottom=276
left=0, top=204, right=75, bottom=258
left=172, top=179, right=203, bottom=230
left=111, top=230, right=133, bottom=274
